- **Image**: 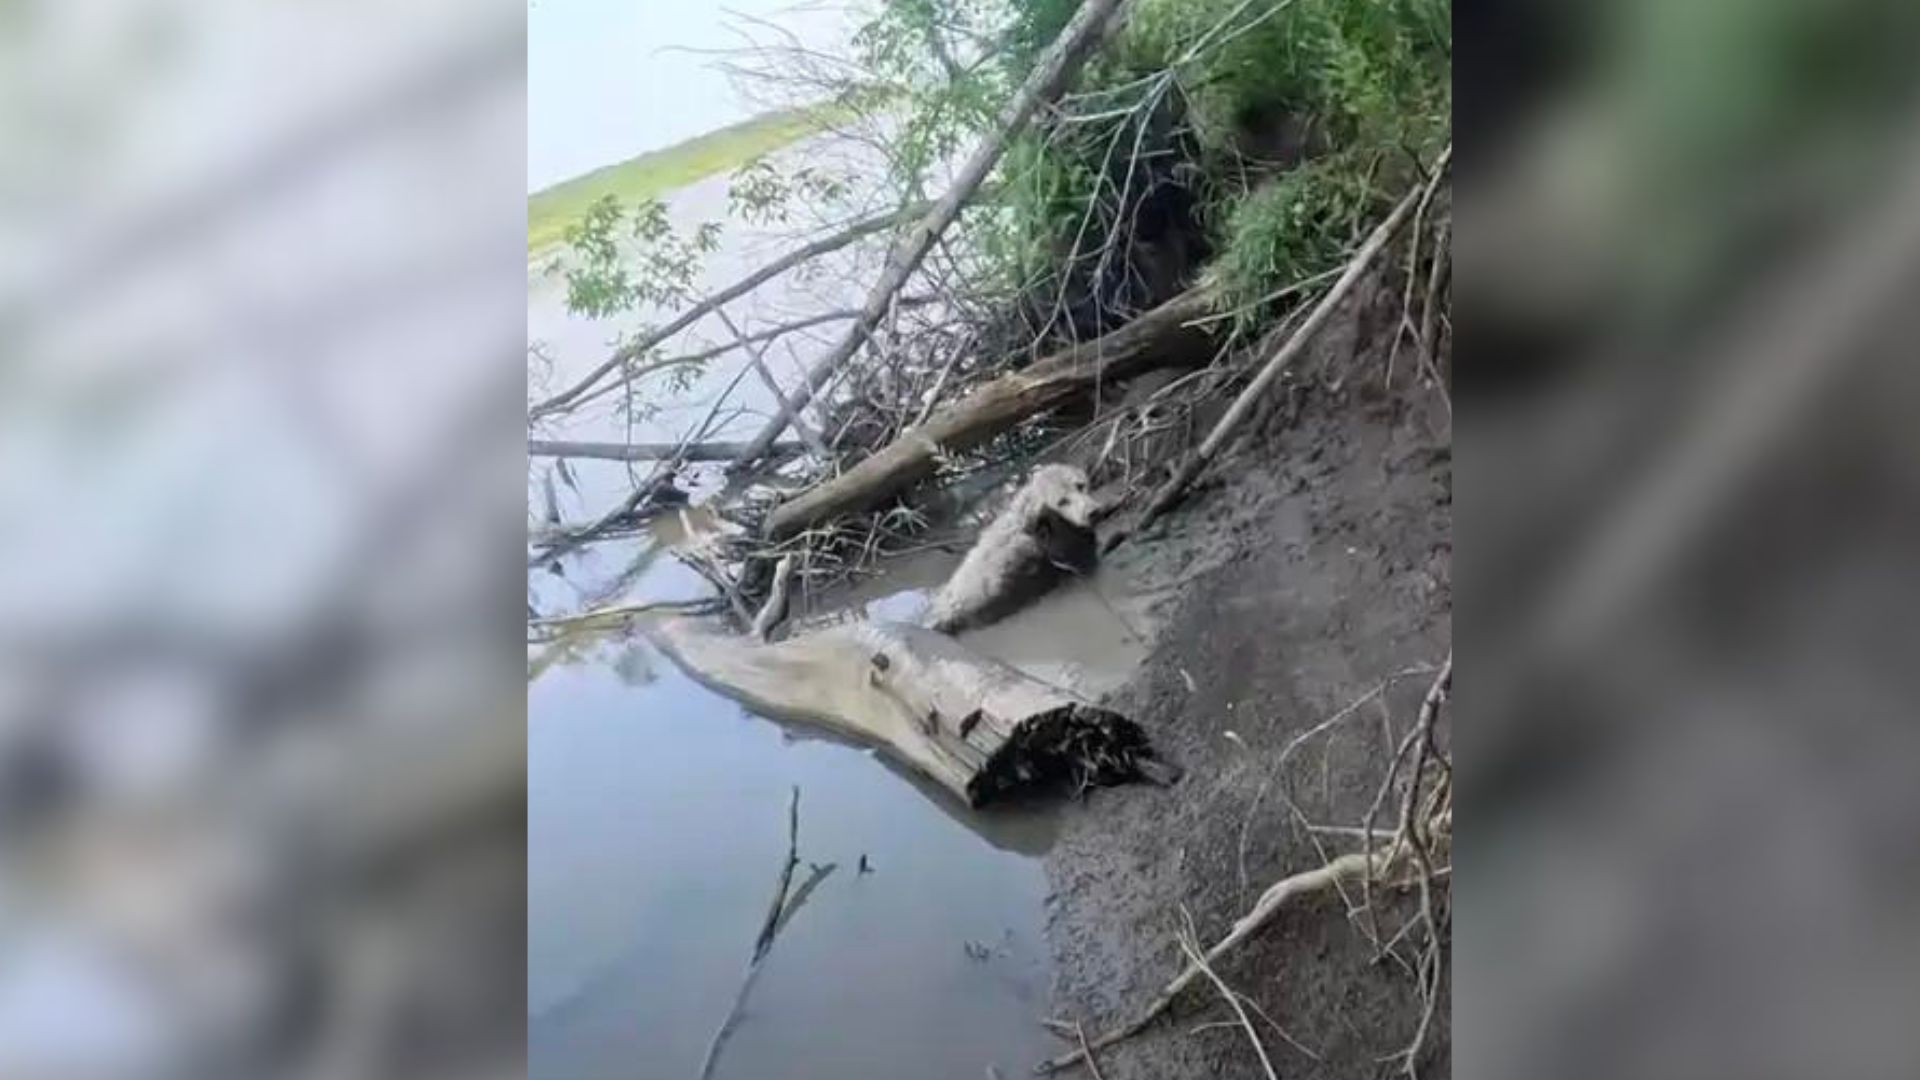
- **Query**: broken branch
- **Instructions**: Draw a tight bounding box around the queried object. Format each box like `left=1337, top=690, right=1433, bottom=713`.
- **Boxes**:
left=1110, top=145, right=1449, bottom=551
left=1042, top=842, right=1403, bottom=1073
left=763, top=287, right=1215, bottom=538
left=528, top=438, right=801, bottom=462
left=729, top=0, right=1134, bottom=468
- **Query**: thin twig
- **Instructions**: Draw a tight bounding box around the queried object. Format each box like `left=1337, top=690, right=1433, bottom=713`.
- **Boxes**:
left=698, top=787, right=807, bottom=1080
left=1074, top=1021, right=1108, bottom=1080
left=752, top=554, right=797, bottom=641
left=1108, top=145, right=1448, bottom=552
left=1042, top=843, right=1403, bottom=1073
left=1174, top=908, right=1277, bottom=1080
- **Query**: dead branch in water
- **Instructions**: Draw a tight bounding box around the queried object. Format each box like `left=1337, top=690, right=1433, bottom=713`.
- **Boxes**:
left=530, top=201, right=929, bottom=418
left=1106, top=145, right=1449, bottom=553
left=1043, top=653, right=1452, bottom=1075
left=559, top=297, right=940, bottom=417
left=676, top=549, right=757, bottom=630
left=527, top=472, right=677, bottom=563
left=1042, top=842, right=1404, bottom=1073
left=1175, top=908, right=1280, bottom=1080
left=752, top=787, right=802, bottom=962
left=751, top=554, right=797, bottom=641
left=528, top=438, right=801, bottom=462
left=526, top=597, right=722, bottom=641
left=763, top=287, right=1215, bottom=538
left=716, top=307, right=834, bottom=461
left=729, top=0, right=1134, bottom=468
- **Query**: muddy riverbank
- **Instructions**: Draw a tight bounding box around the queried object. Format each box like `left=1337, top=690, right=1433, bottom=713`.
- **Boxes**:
left=1043, top=333, right=1452, bottom=1076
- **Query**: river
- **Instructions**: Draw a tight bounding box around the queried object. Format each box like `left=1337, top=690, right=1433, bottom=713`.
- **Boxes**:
left=525, top=153, right=1150, bottom=1078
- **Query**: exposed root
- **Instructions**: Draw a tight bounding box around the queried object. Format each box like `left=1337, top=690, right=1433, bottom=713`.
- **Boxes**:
left=1042, top=652, right=1451, bottom=1077
left=1175, top=906, right=1280, bottom=1080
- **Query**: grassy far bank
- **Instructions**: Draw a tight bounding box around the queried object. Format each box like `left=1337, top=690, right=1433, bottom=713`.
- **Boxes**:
left=527, top=105, right=840, bottom=255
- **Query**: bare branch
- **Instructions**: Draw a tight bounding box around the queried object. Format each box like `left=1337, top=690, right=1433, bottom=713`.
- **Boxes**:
left=728, top=0, right=1135, bottom=468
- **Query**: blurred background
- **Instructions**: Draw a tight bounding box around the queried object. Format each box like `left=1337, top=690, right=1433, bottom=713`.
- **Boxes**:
left=1457, top=1, right=1920, bottom=1078
left=0, top=2, right=526, bottom=1078
left=4, top=0, right=1920, bottom=1077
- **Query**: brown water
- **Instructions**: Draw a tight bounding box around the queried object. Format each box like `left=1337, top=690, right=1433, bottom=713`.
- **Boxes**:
left=527, top=163, right=1152, bottom=1080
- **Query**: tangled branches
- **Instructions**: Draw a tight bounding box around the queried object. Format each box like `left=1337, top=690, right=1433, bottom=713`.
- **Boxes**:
left=1043, top=654, right=1453, bottom=1077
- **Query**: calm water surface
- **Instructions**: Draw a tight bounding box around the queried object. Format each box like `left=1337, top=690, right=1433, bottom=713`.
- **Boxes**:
left=527, top=162, right=1146, bottom=1079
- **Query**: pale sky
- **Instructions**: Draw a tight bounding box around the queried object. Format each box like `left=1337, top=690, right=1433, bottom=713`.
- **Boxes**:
left=528, top=0, right=855, bottom=192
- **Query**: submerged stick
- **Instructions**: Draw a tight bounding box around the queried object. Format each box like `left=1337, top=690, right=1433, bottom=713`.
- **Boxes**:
left=698, top=787, right=809, bottom=1080
left=751, top=787, right=802, bottom=962
left=751, top=554, right=797, bottom=642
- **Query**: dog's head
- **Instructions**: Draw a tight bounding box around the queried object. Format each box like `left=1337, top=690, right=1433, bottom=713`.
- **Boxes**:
left=1024, top=464, right=1096, bottom=528
left=1023, top=465, right=1098, bottom=574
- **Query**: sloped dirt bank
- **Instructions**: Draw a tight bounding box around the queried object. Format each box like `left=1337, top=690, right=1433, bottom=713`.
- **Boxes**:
left=1045, top=358, right=1453, bottom=1078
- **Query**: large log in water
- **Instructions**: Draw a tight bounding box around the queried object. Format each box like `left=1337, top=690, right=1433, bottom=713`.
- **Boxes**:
left=762, top=287, right=1215, bottom=538
left=643, top=617, right=1173, bottom=807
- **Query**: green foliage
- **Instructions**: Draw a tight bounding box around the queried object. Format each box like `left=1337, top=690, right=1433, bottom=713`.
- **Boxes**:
left=548, top=194, right=719, bottom=320
left=977, top=131, right=1103, bottom=292
left=544, top=194, right=724, bottom=416
left=1205, top=154, right=1379, bottom=327
left=1115, top=0, right=1449, bottom=159
left=837, top=0, right=1451, bottom=338
left=728, top=157, right=853, bottom=226
left=851, top=0, right=1018, bottom=193
left=1007, top=0, right=1452, bottom=329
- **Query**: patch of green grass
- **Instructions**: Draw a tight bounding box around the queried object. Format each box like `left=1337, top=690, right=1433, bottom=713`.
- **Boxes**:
left=527, top=105, right=841, bottom=255
left=990, top=0, right=1449, bottom=330
left=1205, top=153, right=1381, bottom=328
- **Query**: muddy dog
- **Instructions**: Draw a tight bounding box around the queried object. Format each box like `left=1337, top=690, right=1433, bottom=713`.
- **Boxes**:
left=925, top=464, right=1099, bottom=633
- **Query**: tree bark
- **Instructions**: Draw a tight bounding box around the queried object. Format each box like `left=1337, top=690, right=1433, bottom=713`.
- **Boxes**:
left=643, top=617, right=1172, bottom=807
left=763, top=286, right=1213, bottom=539
left=727, top=0, right=1134, bottom=469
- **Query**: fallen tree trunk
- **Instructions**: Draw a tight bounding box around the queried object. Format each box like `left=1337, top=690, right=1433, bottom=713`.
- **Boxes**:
left=643, top=616, right=1175, bottom=807
left=763, top=286, right=1214, bottom=538
left=728, top=0, right=1133, bottom=469
left=528, top=438, right=801, bottom=462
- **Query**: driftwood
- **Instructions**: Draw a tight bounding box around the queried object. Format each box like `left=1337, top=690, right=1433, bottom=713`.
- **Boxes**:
left=643, top=616, right=1173, bottom=807
left=729, top=0, right=1133, bottom=468
left=750, top=554, right=797, bottom=641
left=763, top=287, right=1214, bottom=538
left=528, top=438, right=801, bottom=462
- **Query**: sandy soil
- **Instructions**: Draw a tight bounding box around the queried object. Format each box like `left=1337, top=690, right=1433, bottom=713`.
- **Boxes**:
left=1042, top=295, right=1453, bottom=1078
